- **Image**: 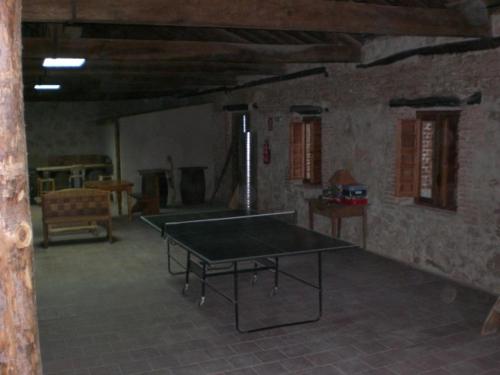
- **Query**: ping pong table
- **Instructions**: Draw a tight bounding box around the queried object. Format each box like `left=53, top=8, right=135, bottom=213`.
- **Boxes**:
left=141, top=209, right=356, bottom=333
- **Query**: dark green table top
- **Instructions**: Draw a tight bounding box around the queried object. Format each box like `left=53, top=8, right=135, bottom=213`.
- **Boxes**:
left=141, top=209, right=356, bottom=264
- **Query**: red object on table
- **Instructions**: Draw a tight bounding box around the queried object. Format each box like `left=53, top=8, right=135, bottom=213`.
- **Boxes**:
left=332, top=197, right=368, bottom=206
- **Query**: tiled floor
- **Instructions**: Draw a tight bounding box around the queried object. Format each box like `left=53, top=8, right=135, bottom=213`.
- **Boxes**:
left=33, top=206, right=500, bottom=375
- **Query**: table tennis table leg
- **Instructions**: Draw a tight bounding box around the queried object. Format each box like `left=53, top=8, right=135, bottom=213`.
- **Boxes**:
left=200, top=262, right=207, bottom=306
left=234, top=252, right=323, bottom=334
left=272, top=257, right=279, bottom=296
left=183, top=252, right=191, bottom=295
left=318, top=251, right=323, bottom=318
left=233, top=261, right=240, bottom=330
left=165, top=238, right=185, bottom=276
left=251, top=262, right=258, bottom=286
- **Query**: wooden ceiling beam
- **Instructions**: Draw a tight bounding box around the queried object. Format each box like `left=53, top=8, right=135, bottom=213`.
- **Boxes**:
left=289, top=31, right=326, bottom=44
left=22, top=0, right=490, bottom=37
left=25, top=82, right=205, bottom=91
left=23, top=38, right=360, bottom=63
left=207, top=29, right=252, bottom=44
left=24, top=78, right=232, bottom=89
left=22, top=59, right=287, bottom=75
left=23, top=72, right=238, bottom=86
left=24, top=90, right=189, bottom=101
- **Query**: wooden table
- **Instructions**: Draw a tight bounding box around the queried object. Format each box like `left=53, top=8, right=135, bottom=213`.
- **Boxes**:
left=85, top=180, right=134, bottom=221
left=36, top=163, right=112, bottom=179
left=308, top=198, right=367, bottom=248
left=36, top=163, right=113, bottom=191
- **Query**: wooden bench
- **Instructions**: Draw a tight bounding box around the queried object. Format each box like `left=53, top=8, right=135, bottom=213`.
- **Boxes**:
left=41, top=188, right=112, bottom=248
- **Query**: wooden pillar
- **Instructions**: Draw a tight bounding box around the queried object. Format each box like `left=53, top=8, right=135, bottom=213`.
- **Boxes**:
left=0, top=1, right=42, bottom=374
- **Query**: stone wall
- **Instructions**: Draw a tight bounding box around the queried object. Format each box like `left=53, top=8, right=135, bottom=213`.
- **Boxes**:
left=23, top=38, right=500, bottom=294
left=25, top=102, right=112, bottom=168
left=206, top=43, right=500, bottom=294
left=24, top=98, right=188, bottom=169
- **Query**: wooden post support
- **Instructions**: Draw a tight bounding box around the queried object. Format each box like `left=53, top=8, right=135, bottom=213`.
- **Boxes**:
left=481, top=297, right=500, bottom=336
left=0, top=1, right=42, bottom=374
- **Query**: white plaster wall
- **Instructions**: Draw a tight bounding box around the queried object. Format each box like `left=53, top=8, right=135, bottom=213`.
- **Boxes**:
left=119, top=104, right=218, bottom=203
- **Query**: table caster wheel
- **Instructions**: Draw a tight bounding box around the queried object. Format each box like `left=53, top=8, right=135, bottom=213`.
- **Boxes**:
left=270, top=286, right=278, bottom=296
left=199, top=296, right=206, bottom=306
left=182, top=283, right=189, bottom=295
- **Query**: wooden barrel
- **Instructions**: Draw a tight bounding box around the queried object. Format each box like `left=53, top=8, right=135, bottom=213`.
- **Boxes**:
left=179, top=167, right=206, bottom=205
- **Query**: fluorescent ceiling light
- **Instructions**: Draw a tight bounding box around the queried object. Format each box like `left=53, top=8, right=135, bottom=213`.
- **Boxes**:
left=34, top=84, right=61, bottom=90
left=43, top=58, right=86, bottom=68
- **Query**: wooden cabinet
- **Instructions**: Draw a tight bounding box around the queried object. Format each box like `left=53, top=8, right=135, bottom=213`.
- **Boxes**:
left=138, top=169, right=168, bottom=208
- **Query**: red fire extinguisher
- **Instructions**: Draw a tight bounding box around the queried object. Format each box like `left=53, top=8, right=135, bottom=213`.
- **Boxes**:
left=263, top=139, right=271, bottom=164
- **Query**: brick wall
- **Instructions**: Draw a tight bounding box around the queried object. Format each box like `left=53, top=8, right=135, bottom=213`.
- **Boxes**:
left=207, top=41, right=500, bottom=294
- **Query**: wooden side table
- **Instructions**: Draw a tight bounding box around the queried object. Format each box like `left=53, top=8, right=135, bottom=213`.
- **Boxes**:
left=84, top=180, right=134, bottom=221
left=308, top=198, right=367, bottom=248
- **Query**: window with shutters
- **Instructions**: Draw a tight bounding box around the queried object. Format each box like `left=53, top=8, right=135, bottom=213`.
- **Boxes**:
left=289, top=117, right=322, bottom=184
left=395, top=111, right=459, bottom=211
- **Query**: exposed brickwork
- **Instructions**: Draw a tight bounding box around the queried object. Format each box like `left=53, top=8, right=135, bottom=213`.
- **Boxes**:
left=207, top=41, right=500, bottom=294
left=487, top=254, right=500, bottom=276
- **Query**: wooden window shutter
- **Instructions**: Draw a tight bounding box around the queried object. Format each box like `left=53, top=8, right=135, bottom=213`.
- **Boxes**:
left=289, top=122, right=305, bottom=180
left=308, top=119, right=322, bottom=184
left=395, top=119, right=421, bottom=197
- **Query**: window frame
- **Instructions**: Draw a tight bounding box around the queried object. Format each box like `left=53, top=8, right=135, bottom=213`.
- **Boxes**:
left=394, top=111, right=459, bottom=211
left=414, top=111, right=459, bottom=211
left=288, top=116, right=322, bottom=185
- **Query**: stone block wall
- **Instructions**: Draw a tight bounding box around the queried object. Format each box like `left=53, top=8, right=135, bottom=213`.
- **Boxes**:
left=207, top=43, right=500, bottom=294
left=24, top=97, right=180, bottom=169
left=25, top=102, right=112, bottom=168
left=23, top=37, right=500, bottom=294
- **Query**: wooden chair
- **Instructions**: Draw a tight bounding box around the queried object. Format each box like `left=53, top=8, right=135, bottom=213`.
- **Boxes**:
left=37, top=177, right=55, bottom=196
left=68, top=170, right=85, bottom=188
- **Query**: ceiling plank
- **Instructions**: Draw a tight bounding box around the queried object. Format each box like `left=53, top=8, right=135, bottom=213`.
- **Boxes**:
left=22, top=0, right=490, bottom=37
left=22, top=38, right=360, bottom=63
left=207, top=28, right=253, bottom=44
left=336, top=33, right=364, bottom=49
